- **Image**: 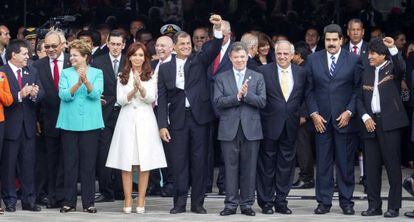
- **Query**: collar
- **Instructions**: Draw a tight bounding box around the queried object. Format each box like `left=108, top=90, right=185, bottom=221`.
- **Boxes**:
left=222, top=39, right=231, bottom=52
left=350, top=40, right=363, bottom=50
left=160, top=54, right=172, bottom=64
left=109, top=53, right=122, bottom=62
left=375, top=60, right=388, bottom=71
left=50, top=52, right=64, bottom=63
left=233, top=67, right=246, bottom=75
left=277, top=64, right=291, bottom=73
left=327, top=48, right=341, bottom=59
left=100, top=43, right=107, bottom=49
left=176, top=57, right=187, bottom=64
left=8, top=61, right=22, bottom=74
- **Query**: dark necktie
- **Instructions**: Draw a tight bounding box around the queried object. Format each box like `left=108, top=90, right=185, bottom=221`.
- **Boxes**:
left=53, top=59, right=59, bottom=90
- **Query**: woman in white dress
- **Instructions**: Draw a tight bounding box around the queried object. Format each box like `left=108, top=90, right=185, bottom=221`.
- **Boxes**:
left=106, top=42, right=167, bottom=214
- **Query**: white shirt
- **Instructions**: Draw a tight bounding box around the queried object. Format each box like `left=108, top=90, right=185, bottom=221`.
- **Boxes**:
left=8, top=61, right=24, bottom=102
left=327, top=48, right=341, bottom=71
left=233, top=67, right=246, bottom=87
left=49, top=53, right=64, bottom=79
left=154, top=54, right=172, bottom=77
left=349, top=40, right=363, bottom=55
left=310, top=45, right=317, bottom=53
left=92, top=46, right=99, bottom=55
left=277, top=64, right=294, bottom=100
left=1, top=49, right=6, bottom=64
left=219, top=39, right=231, bottom=62
left=361, top=46, right=399, bottom=122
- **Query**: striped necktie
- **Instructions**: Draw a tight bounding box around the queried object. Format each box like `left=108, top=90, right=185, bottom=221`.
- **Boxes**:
left=329, top=55, right=336, bottom=76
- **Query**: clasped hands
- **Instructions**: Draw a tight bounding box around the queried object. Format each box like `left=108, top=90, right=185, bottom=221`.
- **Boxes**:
left=311, top=110, right=351, bottom=133
left=20, top=83, right=40, bottom=99
left=237, top=81, right=249, bottom=101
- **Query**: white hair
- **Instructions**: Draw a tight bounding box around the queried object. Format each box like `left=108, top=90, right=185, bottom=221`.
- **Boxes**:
left=240, top=33, right=258, bottom=49
left=274, top=40, right=295, bottom=54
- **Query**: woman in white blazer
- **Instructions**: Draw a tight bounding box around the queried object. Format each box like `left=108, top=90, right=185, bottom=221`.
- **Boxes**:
left=106, top=42, right=167, bottom=214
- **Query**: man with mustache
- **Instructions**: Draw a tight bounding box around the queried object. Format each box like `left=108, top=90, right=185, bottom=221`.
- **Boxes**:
left=306, top=24, right=362, bottom=215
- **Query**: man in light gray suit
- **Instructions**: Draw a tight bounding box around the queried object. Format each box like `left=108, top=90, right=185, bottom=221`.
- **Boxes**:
left=214, top=42, right=266, bottom=216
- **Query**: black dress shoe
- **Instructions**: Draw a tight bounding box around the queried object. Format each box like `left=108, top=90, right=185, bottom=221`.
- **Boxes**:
left=403, top=177, right=414, bottom=196
left=384, top=209, right=399, bottom=218
left=218, top=189, right=225, bottom=195
left=22, top=203, right=41, bottom=212
left=191, top=206, right=207, bottom=214
left=262, top=207, right=274, bottom=214
left=292, top=179, right=315, bottom=189
left=241, top=208, right=256, bottom=216
left=404, top=210, right=414, bottom=218
left=161, top=186, right=174, bottom=197
left=359, top=176, right=366, bottom=185
left=274, top=205, right=292, bottom=214
left=94, top=195, right=114, bottom=203
left=60, top=206, right=76, bottom=213
left=83, top=206, right=97, bottom=213
left=361, top=208, right=382, bottom=216
left=342, top=206, right=355, bottom=215
left=5, top=205, right=16, bottom=212
left=314, top=204, right=331, bottom=214
left=219, top=208, right=236, bottom=216
left=170, top=207, right=186, bottom=214
left=36, top=196, right=49, bottom=206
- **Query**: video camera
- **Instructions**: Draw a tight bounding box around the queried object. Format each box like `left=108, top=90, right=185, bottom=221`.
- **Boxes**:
left=36, top=15, right=77, bottom=39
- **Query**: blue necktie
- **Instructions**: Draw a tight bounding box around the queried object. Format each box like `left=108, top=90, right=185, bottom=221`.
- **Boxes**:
left=329, top=55, right=336, bottom=76
left=236, top=73, right=243, bottom=89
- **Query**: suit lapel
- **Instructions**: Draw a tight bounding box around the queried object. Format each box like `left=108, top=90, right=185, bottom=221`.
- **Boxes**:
left=104, top=54, right=117, bottom=84
left=319, top=50, right=331, bottom=79
left=4, top=64, right=19, bottom=91
left=42, top=58, right=55, bottom=91
left=332, top=50, right=346, bottom=78
left=287, top=65, right=298, bottom=102
left=272, top=64, right=285, bottom=101
left=184, top=55, right=192, bottom=87
left=228, top=70, right=239, bottom=94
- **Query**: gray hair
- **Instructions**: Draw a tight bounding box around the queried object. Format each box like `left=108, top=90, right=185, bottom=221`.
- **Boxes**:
left=240, top=32, right=258, bottom=49
left=173, top=31, right=190, bottom=44
left=274, top=40, right=295, bottom=54
left=45, top=29, right=66, bottom=44
left=228, top=41, right=248, bottom=55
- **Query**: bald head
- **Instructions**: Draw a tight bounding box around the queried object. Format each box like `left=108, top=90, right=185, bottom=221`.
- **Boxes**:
left=156, top=36, right=174, bottom=61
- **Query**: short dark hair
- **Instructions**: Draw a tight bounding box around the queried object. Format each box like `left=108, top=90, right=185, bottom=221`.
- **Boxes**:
left=91, top=30, right=101, bottom=47
left=6, top=39, right=28, bottom=60
left=134, top=29, right=152, bottom=42
left=347, top=18, right=364, bottom=29
left=228, top=41, right=248, bottom=55
left=294, top=41, right=310, bottom=61
left=77, top=30, right=93, bottom=40
left=368, top=37, right=390, bottom=59
left=323, top=24, right=343, bottom=38
left=173, top=31, right=190, bottom=44
left=108, top=30, right=126, bottom=43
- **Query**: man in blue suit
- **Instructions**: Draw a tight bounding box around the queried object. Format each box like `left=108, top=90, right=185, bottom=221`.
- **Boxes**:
left=306, top=24, right=362, bottom=215
left=1, top=39, right=44, bottom=212
left=256, top=40, right=309, bottom=215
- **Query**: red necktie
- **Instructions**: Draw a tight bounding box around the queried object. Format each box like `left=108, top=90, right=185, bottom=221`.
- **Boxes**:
left=212, top=52, right=221, bottom=75
left=53, top=59, right=59, bottom=90
left=17, top=69, right=22, bottom=89
left=353, top=46, right=358, bottom=55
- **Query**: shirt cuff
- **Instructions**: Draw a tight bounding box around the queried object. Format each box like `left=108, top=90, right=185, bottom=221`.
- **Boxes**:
left=346, top=110, right=353, bottom=117
left=310, top=111, right=319, bottom=117
left=388, top=46, right=398, bottom=56
left=18, top=91, right=22, bottom=102
left=362, top=114, right=371, bottom=123
left=213, top=29, right=223, bottom=39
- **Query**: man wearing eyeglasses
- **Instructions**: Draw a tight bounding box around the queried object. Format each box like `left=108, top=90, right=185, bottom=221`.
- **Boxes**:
left=90, top=30, right=126, bottom=203
left=192, top=27, right=209, bottom=53
left=33, top=30, right=71, bottom=209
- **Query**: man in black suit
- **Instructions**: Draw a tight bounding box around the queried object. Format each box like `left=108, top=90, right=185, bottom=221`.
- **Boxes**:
left=306, top=24, right=362, bottom=215
left=241, top=32, right=260, bottom=71
left=157, top=14, right=223, bottom=214
left=203, top=20, right=233, bottom=195
left=357, top=37, right=408, bottom=218
left=256, top=40, right=309, bottom=215
left=214, top=42, right=266, bottom=217
left=305, top=27, right=322, bottom=53
left=0, top=25, right=10, bottom=66
left=33, top=30, right=71, bottom=209
left=90, top=30, right=126, bottom=203
left=1, top=39, right=44, bottom=212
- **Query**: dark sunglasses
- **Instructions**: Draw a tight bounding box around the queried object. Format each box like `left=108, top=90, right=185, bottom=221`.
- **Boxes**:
left=44, top=44, right=59, bottom=49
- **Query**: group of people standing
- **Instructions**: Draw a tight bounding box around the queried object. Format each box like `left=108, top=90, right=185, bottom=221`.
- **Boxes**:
left=0, top=12, right=413, bottom=219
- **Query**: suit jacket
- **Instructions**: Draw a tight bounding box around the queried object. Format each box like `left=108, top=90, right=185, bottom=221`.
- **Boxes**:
left=2, top=64, right=45, bottom=140
left=157, top=36, right=223, bottom=130
left=258, top=63, right=309, bottom=140
left=33, top=54, right=71, bottom=137
left=247, top=56, right=260, bottom=71
left=357, top=53, right=409, bottom=138
left=343, top=41, right=369, bottom=68
left=90, top=53, right=126, bottom=128
left=214, top=68, right=266, bottom=141
left=56, top=66, right=104, bottom=131
left=306, top=49, right=362, bottom=133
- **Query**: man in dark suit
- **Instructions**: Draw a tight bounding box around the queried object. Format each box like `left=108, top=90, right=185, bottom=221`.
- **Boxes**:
left=256, top=40, right=309, bottom=215
left=0, top=25, right=10, bottom=66
left=214, top=42, right=266, bottom=217
left=306, top=24, right=362, bottom=215
left=147, top=35, right=175, bottom=197
left=1, top=39, right=44, bottom=212
left=157, top=14, right=223, bottom=214
left=33, top=30, right=71, bottom=208
left=90, top=30, right=126, bottom=203
left=305, top=27, right=323, bottom=53
left=203, top=20, right=233, bottom=195
left=241, top=32, right=260, bottom=71
left=357, top=37, right=408, bottom=218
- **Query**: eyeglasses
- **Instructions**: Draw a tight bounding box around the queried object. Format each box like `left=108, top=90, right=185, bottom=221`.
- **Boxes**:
left=44, top=44, right=59, bottom=49
left=108, top=42, right=123, bottom=47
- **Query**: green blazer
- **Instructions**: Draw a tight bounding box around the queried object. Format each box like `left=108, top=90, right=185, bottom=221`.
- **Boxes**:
left=56, top=66, right=104, bottom=131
